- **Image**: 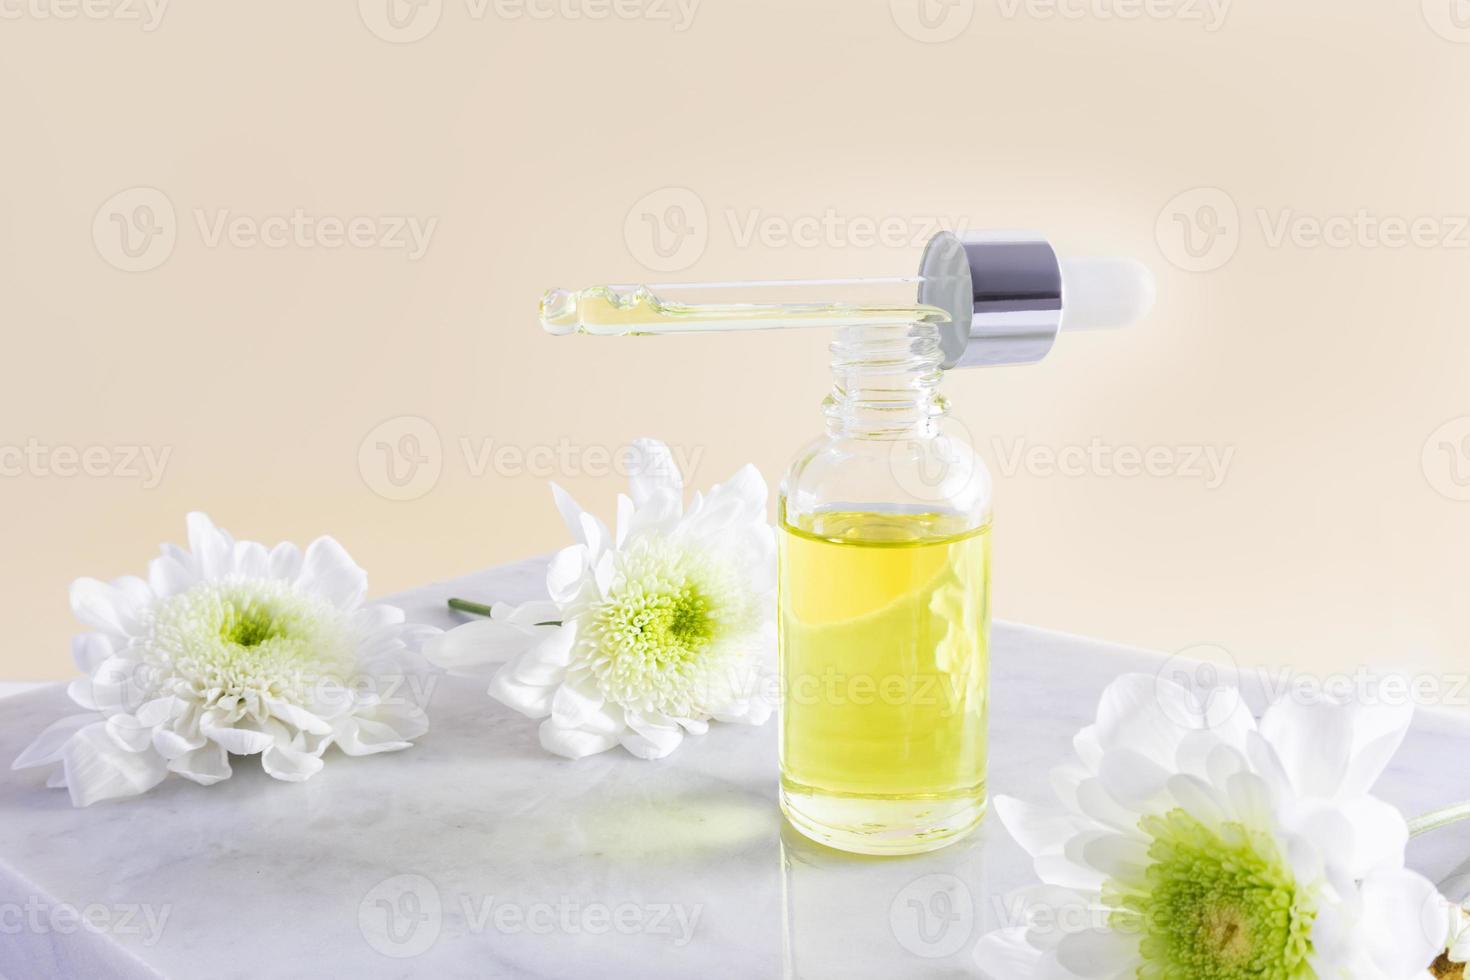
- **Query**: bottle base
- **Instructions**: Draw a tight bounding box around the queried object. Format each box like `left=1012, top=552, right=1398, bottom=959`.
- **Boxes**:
left=779, top=785, right=987, bottom=856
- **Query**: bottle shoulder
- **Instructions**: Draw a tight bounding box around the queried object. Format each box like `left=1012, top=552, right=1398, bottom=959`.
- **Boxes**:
left=780, top=432, right=993, bottom=530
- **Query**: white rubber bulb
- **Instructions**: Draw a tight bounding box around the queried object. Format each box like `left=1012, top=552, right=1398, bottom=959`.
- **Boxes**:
left=1059, top=257, right=1156, bottom=331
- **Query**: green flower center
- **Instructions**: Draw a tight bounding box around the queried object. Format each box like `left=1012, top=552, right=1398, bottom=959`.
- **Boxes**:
left=1111, top=809, right=1316, bottom=980
left=220, top=597, right=290, bottom=648
left=581, top=539, right=751, bottom=717
left=143, top=581, right=352, bottom=706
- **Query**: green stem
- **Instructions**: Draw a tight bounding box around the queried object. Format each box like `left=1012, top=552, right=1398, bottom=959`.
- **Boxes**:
left=446, top=597, right=560, bottom=626
left=447, top=597, right=494, bottom=617
left=1409, top=800, right=1470, bottom=838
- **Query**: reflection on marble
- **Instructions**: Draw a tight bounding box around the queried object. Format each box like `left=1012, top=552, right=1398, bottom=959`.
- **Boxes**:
left=0, top=556, right=1467, bottom=978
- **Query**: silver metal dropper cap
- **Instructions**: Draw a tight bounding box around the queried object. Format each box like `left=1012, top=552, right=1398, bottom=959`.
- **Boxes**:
left=918, top=231, right=1155, bottom=370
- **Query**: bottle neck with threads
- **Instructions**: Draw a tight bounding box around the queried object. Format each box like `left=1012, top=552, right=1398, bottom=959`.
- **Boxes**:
left=823, top=322, right=948, bottom=440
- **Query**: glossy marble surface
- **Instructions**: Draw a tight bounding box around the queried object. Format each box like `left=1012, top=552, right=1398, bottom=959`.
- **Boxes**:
left=1, top=556, right=1467, bottom=979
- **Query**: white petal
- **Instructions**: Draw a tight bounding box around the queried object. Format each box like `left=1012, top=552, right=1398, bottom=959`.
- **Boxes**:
left=67, top=677, right=99, bottom=711
left=269, top=541, right=303, bottom=580
left=487, top=626, right=577, bottom=718
left=538, top=717, right=620, bottom=759
left=201, top=721, right=275, bottom=756
left=494, top=601, right=558, bottom=625
left=69, top=633, right=115, bottom=673
left=262, top=697, right=335, bottom=736
left=621, top=488, right=683, bottom=542
left=261, top=742, right=325, bottom=781
left=551, top=683, right=619, bottom=734
left=1055, top=928, right=1141, bottom=976
left=152, top=726, right=206, bottom=761
left=1223, top=771, right=1275, bottom=826
left=548, top=480, right=589, bottom=540
left=1092, top=674, right=1199, bottom=767
left=104, top=714, right=155, bottom=753
left=146, top=554, right=196, bottom=598
left=545, top=546, right=591, bottom=606
left=995, top=796, right=1084, bottom=857
left=973, top=927, right=1046, bottom=979
left=1165, top=774, right=1229, bottom=826
left=12, top=713, right=96, bottom=770
left=1358, top=869, right=1445, bottom=977
left=1334, top=796, right=1410, bottom=878
left=296, top=536, right=368, bottom=608
left=1097, top=748, right=1172, bottom=807
left=61, top=723, right=168, bottom=806
left=83, top=656, right=152, bottom=715
left=69, top=576, right=151, bottom=637
left=619, top=711, right=684, bottom=759
left=1078, top=833, right=1150, bottom=882
left=232, top=540, right=271, bottom=581
left=1340, top=700, right=1414, bottom=798
left=1073, top=778, right=1141, bottom=833
left=168, top=743, right=232, bottom=785
left=1258, top=697, right=1353, bottom=799
left=626, top=438, right=683, bottom=506
left=424, top=618, right=538, bottom=677
left=332, top=704, right=426, bottom=755
left=185, top=512, right=235, bottom=579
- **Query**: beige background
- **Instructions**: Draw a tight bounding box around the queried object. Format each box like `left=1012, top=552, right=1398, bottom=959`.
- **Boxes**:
left=1, top=0, right=1467, bottom=700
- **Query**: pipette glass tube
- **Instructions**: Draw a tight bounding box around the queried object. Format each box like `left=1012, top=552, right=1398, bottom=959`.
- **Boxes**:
left=538, top=278, right=957, bottom=337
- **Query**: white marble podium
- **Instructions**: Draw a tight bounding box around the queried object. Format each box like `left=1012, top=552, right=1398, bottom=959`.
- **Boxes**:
left=2, top=556, right=1467, bottom=979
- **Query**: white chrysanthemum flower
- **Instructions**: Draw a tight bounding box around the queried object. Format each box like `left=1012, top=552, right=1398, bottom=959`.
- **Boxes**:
left=426, top=439, right=775, bottom=760
left=13, top=514, right=435, bottom=806
left=975, top=673, right=1448, bottom=979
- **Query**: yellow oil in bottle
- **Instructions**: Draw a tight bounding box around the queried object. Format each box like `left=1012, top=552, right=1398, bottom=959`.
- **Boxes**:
left=778, top=507, right=990, bottom=855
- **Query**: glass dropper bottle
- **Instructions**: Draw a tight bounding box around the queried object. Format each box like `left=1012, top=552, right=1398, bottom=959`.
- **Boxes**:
left=542, top=231, right=1155, bottom=856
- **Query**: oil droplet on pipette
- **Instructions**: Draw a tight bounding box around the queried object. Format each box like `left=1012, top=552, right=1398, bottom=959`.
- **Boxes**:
left=539, top=285, right=950, bottom=337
